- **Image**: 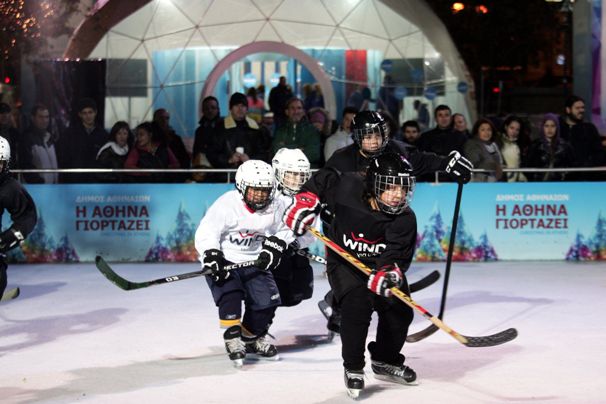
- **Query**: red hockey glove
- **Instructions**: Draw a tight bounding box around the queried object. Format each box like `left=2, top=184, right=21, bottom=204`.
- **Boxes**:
left=283, top=191, right=320, bottom=236
left=368, top=264, right=403, bottom=297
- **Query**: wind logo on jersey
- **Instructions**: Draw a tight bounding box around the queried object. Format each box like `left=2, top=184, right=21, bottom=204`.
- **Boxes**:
left=342, top=232, right=386, bottom=256
left=229, top=230, right=265, bottom=247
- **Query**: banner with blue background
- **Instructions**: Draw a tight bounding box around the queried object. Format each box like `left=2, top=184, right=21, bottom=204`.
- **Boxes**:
left=4, top=182, right=605, bottom=263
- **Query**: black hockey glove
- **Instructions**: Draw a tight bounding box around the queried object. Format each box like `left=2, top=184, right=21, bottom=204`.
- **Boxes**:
left=257, top=236, right=287, bottom=271
left=368, top=264, right=403, bottom=297
left=444, top=151, right=473, bottom=184
left=284, top=192, right=321, bottom=236
left=203, top=249, right=229, bottom=282
left=0, top=228, right=24, bottom=254
left=286, top=239, right=300, bottom=257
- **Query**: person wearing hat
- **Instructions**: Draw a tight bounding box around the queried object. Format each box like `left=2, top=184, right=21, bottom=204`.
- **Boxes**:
left=57, top=97, right=109, bottom=183
left=204, top=92, right=270, bottom=181
left=0, top=102, right=19, bottom=168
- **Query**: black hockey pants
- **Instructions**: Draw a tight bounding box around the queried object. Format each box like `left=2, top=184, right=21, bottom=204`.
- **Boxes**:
left=339, top=284, right=413, bottom=370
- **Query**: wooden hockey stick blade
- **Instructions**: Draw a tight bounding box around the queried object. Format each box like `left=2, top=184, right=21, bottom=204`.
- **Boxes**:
left=94, top=256, right=258, bottom=291
left=0, top=287, right=20, bottom=302
left=306, top=227, right=518, bottom=347
left=409, top=270, right=440, bottom=294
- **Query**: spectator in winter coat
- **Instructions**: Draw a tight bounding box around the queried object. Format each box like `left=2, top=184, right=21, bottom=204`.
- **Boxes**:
left=496, top=115, right=527, bottom=182
left=96, top=121, right=132, bottom=182
left=125, top=122, right=179, bottom=183
left=271, top=98, right=322, bottom=167
left=20, top=104, right=59, bottom=184
left=324, top=107, right=357, bottom=161
left=526, top=113, right=575, bottom=182
left=558, top=95, right=605, bottom=180
left=58, top=97, right=108, bottom=183
left=463, top=118, right=503, bottom=182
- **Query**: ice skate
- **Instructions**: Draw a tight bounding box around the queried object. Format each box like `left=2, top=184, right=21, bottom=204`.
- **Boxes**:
left=223, top=326, right=246, bottom=368
left=244, top=335, right=280, bottom=361
left=344, top=368, right=364, bottom=399
left=371, top=360, right=418, bottom=386
left=318, top=299, right=340, bottom=341
left=0, top=287, right=20, bottom=302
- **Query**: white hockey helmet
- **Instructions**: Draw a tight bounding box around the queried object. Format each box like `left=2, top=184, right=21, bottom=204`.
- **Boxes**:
left=0, top=137, right=10, bottom=173
left=271, top=148, right=311, bottom=195
left=235, top=160, right=276, bottom=211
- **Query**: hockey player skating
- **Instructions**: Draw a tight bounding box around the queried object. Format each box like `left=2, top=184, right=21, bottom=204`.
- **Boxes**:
left=270, top=148, right=316, bottom=308
left=194, top=159, right=293, bottom=367
left=0, top=137, right=37, bottom=301
left=284, top=152, right=424, bottom=398
left=320, top=110, right=472, bottom=336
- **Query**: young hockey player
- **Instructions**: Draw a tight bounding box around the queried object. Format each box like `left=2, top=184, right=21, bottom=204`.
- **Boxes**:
left=0, top=137, right=37, bottom=300
left=284, top=152, right=422, bottom=398
left=270, top=148, right=315, bottom=307
left=194, top=159, right=293, bottom=367
left=319, top=110, right=473, bottom=336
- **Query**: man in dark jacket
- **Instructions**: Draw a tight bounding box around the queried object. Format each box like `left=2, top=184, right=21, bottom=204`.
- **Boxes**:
left=58, top=97, right=108, bottom=183
left=205, top=93, right=269, bottom=181
left=559, top=95, right=605, bottom=180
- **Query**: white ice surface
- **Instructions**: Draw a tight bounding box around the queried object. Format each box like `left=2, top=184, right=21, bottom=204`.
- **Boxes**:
left=1, top=261, right=605, bottom=404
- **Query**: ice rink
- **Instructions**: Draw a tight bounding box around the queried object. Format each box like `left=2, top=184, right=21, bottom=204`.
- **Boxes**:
left=1, top=260, right=605, bottom=404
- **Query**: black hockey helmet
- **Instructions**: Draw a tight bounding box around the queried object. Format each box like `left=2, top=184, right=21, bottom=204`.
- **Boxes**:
left=351, top=110, right=389, bottom=156
left=366, top=152, right=415, bottom=215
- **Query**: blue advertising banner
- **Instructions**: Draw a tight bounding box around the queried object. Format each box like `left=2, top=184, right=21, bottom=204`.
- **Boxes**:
left=4, top=182, right=605, bottom=263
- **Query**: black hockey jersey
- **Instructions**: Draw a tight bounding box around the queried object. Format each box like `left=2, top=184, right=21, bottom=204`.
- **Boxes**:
left=303, top=169, right=416, bottom=300
left=324, top=139, right=445, bottom=177
left=0, top=175, right=37, bottom=240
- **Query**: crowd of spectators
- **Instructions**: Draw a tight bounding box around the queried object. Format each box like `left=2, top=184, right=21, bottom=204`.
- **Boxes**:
left=1, top=78, right=605, bottom=184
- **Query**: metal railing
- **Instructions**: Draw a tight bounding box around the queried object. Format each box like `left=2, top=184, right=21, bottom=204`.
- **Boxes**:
left=10, top=166, right=606, bottom=184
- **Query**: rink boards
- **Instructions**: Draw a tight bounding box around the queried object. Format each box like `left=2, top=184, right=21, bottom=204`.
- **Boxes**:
left=3, top=182, right=605, bottom=263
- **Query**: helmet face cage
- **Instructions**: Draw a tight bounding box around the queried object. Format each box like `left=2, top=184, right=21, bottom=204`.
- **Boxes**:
left=272, top=148, right=311, bottom=195
left=235, top=161, right=276, bottom=211
left=353, top=121, right=389, bottom=156
left=242, top=184, right=275, bottom=211
left=374, top=173, right=415, bottom=215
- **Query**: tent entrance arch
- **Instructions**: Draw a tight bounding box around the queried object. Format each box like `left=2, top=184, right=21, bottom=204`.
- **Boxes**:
left=201, top=41, right=337, bottom=120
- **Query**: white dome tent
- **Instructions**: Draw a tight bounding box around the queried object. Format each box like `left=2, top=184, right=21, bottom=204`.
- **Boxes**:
left=65, top=0, right=476, bottom=146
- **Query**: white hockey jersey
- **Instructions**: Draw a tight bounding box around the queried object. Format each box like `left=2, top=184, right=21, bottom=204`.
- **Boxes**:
left=195, top=190, right=295, bottom=264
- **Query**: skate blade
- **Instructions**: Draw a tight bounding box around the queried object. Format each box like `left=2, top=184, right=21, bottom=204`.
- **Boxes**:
left=327, top=331, right=338, bottom=342
left=346, top=388, right=361, bottom=399
left=231, top=358, right=244, bottom=368
left=245, top=353, right=280, bottom=361
left=374, top=373, right=419, bottom=386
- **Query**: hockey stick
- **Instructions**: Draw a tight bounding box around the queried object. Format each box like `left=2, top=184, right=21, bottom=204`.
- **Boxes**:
left=95, top=256, right=258, bottom=291
left=295, top=249, right=327, bottom=264
left=0, top=287, right=20, bottom=302
left=407, top=181, right=463, bottom=343
left=306, top=226, right=517, bottom=347
left=409, top=270, right=440, bottom=293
